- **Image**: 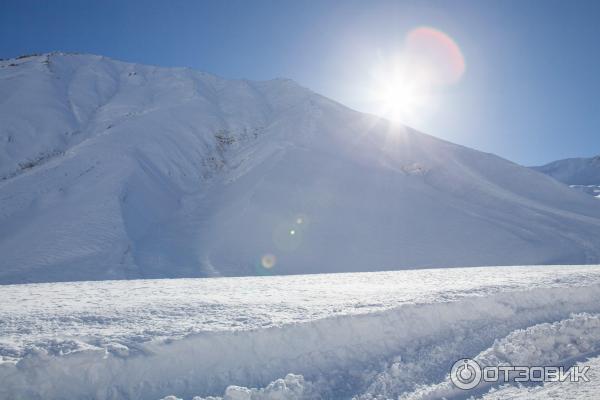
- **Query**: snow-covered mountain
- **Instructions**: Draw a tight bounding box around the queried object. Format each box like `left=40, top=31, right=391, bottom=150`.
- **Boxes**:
left=533, top=156, right=600, bottom=199
left=2, top=52, right=600, bottom=284
left=532, top=155, right=600, bottom=185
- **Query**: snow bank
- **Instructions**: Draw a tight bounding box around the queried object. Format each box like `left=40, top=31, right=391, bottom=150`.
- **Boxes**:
left=2, top=283, right=600, bottom=400
left=378, top=313, right=600, bottom=400
left=158, top=313, right=600, bottom=400
left=4, top=264, right=600, bottom=364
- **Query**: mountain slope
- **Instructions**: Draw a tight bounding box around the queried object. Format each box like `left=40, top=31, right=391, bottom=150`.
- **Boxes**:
left=1, top=53, right=600, bottom=283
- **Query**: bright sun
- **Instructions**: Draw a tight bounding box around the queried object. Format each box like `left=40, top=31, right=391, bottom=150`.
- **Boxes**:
left=369, top=27, right=465, bottom=124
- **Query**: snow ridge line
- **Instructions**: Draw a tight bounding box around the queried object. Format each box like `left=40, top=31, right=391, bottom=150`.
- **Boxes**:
left=2, top=284, right=600, bottom=400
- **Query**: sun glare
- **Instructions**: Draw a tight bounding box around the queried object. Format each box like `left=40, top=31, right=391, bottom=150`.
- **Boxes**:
left=369, top=27, right=465, bottom=124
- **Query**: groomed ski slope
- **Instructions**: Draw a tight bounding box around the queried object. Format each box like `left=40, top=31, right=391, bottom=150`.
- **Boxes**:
left=2, top=265, right=600, bottom=399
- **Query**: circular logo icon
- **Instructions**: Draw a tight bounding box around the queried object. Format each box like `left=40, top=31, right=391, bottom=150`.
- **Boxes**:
left=450, top=358, right=482, bottom=390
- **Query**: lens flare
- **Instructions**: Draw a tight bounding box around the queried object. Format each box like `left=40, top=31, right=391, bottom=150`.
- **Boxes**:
left=405, top=27, right=465, bottom=84
left=295, top=213, right=309, bottom=227
left=273, top=222, right=303, bottom=251
left=261, top=253, right=277, bottom=269
left=368, top=26, right=465, bottom=124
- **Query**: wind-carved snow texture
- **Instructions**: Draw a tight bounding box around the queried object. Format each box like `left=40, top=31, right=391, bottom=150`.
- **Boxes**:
left=2, top=53, right=600, bottom=283
left=2, top=265, right=600, bottom=399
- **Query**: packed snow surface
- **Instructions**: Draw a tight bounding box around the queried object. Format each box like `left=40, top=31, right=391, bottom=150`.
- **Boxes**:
left=2, top=265, right=600, bottom=399
left=2, top=53, right=600, bottom=283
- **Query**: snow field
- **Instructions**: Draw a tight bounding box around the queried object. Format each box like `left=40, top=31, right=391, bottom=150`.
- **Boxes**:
left=1, top=266, right=600, bottom=399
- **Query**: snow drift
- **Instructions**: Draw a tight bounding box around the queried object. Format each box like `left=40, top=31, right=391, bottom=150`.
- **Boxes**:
left=2, top=53, right=600, bottom=283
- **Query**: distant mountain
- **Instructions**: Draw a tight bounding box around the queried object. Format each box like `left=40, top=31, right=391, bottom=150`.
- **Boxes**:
left=532, top=156, right=600, bottom=185
left=532, top=156, right=600, bottom=199
left=2, top=53, right=600, bottom=284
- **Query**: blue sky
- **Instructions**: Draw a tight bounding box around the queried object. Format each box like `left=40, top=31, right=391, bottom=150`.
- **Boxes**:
left=1, top=0, right=599, bottom=165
